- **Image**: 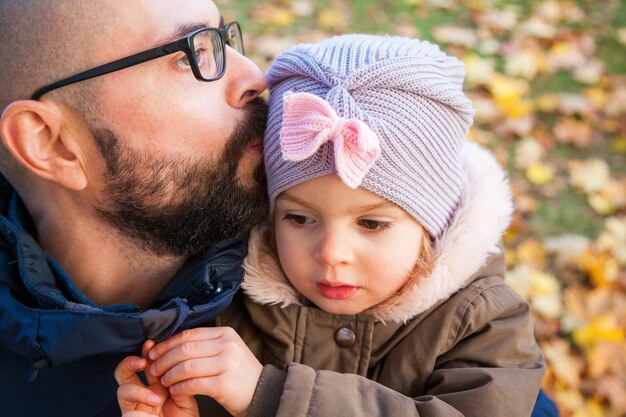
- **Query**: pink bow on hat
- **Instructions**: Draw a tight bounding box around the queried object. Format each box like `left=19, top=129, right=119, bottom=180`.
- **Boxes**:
left=279, top=91, right=381, bottom=189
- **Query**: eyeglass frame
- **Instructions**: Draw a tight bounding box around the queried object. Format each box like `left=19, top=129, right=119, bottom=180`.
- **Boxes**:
left=30, top=21, right=244, bottom=100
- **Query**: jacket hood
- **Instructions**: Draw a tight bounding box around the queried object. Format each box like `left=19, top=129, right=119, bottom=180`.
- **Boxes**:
left=0, top=179, right=246, bottom=368
left=242, top=141, right=513, bottom=322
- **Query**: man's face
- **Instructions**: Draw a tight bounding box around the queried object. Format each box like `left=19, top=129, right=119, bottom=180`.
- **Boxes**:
left=85, top=0, right=269, bottom=256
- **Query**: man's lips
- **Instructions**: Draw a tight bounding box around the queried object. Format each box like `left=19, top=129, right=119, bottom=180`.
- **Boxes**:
left=316, top=281, right=358, bottom=300
left=247, top=141, right=263, bottom=153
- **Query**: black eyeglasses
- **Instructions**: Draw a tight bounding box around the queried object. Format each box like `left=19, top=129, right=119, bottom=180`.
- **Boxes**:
left=31, top=21, right=244, bottom=100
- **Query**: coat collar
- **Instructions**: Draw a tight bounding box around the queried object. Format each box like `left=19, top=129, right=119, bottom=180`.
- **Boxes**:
left=242, top=142, right=513, bottom=322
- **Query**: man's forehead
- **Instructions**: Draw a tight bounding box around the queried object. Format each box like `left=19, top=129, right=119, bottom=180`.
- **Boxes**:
left=105, top=0, right=222, bottom=53
left=150, top=1, right=221, bottom=37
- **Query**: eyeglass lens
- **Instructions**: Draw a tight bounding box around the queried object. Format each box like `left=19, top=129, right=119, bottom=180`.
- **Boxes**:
left=191, top=30, right=225, bottom=80
left=190, top=23, right=243, bottom=81
left=226, top=23, right=244, bottom=55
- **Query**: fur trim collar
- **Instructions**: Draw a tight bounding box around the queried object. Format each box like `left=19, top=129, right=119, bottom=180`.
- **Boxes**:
left=241, top=142, right=513, bottom=322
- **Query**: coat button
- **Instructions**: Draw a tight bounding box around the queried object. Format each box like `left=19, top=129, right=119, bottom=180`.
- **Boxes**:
left=335, top=327, right=356, bottom=348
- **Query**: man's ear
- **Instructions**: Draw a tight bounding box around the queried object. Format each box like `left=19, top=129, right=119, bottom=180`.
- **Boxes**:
left=0, top=100, right=88, bottom=190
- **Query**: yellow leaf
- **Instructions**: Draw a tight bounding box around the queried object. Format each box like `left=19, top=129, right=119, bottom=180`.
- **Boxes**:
left=525, top=163, right=554, bottom=185
left=588, top=193, right=615, bottom=216
left=488, top=74, right=529, bottom=103
left=504, top=247, right=516, bottom=268
left=572, top=399, right=606, bottom=417
left=531, top=270, right=561, bottom=296
left=572, top=314, right=625, bottom=350
left=317, top=8, right=342, bottom=30
left=537, top=93, right=559, bottom=112
left=611, top=136, right=626, bottom=153
left=617, top=27, right=626, bottom=46
left=579, top=248, right=619, bottom=286
left=517, top=239, right=547, bottom=268
left=273, top=9, right=296, bottom=26
left=583, top=87, right=607, bottom=107
left=549, top=41, right=586, bottom=69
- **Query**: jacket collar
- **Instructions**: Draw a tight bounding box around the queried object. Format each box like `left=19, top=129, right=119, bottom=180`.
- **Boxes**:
left=0, top=182, right=247, bottom=364
left=242, top=142, right=513, bottom=322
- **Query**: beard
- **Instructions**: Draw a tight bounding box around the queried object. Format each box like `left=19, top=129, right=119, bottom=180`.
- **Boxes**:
left=92, top=97, right=269, bottom=257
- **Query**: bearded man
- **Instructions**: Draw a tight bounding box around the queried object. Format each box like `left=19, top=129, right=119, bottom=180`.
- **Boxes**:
left=0, top=1, right=269, bottom=415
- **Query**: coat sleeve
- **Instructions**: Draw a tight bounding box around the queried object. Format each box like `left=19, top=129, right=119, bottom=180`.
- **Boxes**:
left=247, top=282, right=545, bottom=417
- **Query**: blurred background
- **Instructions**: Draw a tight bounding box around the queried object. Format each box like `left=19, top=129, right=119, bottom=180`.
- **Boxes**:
left=218, top=1, right=626, bottom=416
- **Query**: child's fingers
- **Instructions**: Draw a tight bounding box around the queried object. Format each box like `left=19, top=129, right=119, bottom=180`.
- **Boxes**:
left=142, top=339, right=156, bottom=358
left=159, top=357, right=222, bottom=387
left=122, top=412, right=159, bottom=417
left=117, top=383, right=162, bottom=412
left=149, top=339, right=222, bottom=377
left=148, top=328, right=226, bottom=361
left=115, top=356, right=147, bottom=386
left=168, top=377, right=215, bottom=397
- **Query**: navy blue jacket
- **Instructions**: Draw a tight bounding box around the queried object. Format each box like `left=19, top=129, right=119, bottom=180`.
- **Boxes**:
left=0, top=178, right=247, bottom=417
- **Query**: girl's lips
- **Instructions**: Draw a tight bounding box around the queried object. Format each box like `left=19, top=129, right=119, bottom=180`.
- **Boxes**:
left=316, top=283, right=358, bottom=300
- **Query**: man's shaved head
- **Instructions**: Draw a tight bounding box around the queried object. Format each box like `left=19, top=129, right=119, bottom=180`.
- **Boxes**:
left=0, top=0, right=115, bottom=108
left=0, top=1, right=117, bottom=185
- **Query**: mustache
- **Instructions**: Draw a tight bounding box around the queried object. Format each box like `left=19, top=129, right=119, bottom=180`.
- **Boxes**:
left=225, top=97, right=268, bottom=160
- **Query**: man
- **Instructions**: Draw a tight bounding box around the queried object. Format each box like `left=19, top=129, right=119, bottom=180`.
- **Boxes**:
left=0, top=1, right=269, bottom=416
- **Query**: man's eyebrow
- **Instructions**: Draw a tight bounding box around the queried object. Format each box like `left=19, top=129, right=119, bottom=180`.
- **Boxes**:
left=159, top=16, right=225, bottom=44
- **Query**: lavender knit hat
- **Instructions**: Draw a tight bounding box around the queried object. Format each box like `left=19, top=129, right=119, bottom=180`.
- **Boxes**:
left=264, top=34, right=475, bottom=239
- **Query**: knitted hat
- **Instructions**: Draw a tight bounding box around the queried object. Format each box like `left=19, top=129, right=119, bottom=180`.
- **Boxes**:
left=264, top=34, right=475, bottom=239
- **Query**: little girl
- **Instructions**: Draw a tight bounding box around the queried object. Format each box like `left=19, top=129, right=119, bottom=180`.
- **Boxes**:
left=116, top=34, right=545, bottom=417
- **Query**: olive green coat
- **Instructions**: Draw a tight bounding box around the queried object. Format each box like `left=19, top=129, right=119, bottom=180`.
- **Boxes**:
left=213, top=143, right=545, bottom=417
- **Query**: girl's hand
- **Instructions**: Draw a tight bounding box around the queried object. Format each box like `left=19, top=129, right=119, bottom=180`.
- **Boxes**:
left=115, top=340, right=199, bottom=417
left=148, top=327, right=263, bottom=417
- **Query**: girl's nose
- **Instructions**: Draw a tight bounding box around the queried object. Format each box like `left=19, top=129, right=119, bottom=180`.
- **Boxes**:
left=313, top=229, right=355, bottom=266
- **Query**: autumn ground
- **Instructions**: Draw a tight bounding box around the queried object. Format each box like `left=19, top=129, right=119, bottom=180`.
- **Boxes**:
left=218, top=0, right=626, bottom=415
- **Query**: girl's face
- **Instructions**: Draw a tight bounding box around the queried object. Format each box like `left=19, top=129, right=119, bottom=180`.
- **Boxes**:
left=273, top=174, right=427, bottom=315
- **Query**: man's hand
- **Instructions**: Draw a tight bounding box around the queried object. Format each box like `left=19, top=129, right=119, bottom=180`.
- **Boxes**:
left=147, top=327, right=264, bottom=417
left=115, top=340, right=199, bottom=417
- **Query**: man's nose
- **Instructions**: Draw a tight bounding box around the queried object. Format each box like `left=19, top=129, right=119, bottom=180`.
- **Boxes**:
left=313, top=229, right=355, bottom=266
left=223, top=47, right=268, bottom=108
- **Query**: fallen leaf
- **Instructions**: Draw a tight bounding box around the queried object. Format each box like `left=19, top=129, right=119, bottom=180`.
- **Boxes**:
left=463, top=54, right=496, bottom=87
left=543, top=234, right=590, bottom=267
left=595, top=376, right=626, bottom=414
left=542, top=338, right=584, bottom=388
left=579, top=248, right=619, bottom=287
left=617, top=28, right=626, bottom=46
left=597, top=216, right=626, bottom=264
left=517, top=17, right=558, bottom=38
left=433, top=25, right=478, bottom=47
left=554, top=118, right=594, bottom=147
left=515, top=137, right=545, bottom=168
left=568, top=159, right=610, bottom=193
left=525, top=163, right=555, bottom=185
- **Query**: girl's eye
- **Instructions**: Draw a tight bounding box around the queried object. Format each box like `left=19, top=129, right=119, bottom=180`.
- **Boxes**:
left=358, top=219, right=391, bottom=232
left=283, top=214, right=315, bottom=226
